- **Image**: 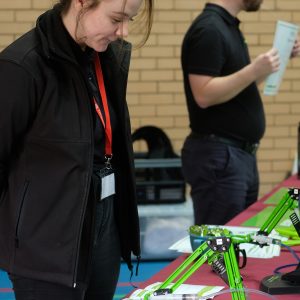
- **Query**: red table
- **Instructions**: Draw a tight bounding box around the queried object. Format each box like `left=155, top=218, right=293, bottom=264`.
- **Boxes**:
left=134, top=175, right=300, bottom=299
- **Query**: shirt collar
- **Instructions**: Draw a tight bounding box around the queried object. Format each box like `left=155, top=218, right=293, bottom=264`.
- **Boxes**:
left=204, top=3, right=240, bottom=26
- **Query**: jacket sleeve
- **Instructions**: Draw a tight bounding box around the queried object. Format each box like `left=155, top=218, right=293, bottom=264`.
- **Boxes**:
left=0, top=60, right=38, bottom=195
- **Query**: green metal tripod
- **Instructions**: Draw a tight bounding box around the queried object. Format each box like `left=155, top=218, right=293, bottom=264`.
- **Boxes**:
left=143, top=236, right=246, bottom=300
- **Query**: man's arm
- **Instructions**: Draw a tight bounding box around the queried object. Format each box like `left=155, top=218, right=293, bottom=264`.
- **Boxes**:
left=189, top=48, right=280, bottom=108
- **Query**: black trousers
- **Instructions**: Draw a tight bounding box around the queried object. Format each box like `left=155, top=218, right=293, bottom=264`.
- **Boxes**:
left=181, top=135, right=259, bottom=225
left=9, top=194, right=121, bottom=300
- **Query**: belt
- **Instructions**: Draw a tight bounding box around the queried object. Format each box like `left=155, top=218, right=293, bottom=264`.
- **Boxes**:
left=190, top=132, right=259, bottom=155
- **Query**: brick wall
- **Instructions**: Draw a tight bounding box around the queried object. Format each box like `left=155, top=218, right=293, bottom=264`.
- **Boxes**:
left=1, top=0, right=300, bottom=196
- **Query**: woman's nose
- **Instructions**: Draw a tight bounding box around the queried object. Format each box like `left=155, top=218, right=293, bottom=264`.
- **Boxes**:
left=116, top=21, right=129, bottom=38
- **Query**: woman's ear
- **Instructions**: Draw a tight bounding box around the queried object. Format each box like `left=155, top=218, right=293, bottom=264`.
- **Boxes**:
left=73, top=0, right=85, bottom=12
left=74, top=0, right=84, bottom=10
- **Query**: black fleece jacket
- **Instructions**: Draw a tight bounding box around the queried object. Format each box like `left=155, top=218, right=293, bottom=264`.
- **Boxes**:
left=0, top=6, right=140, bottom=287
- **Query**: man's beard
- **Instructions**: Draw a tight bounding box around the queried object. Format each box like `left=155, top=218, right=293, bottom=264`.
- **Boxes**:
left=243, top=0, right=263, bottom=12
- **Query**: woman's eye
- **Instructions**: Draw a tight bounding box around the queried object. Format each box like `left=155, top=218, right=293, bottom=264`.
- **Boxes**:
left=112, top=18, right=122, bottom=23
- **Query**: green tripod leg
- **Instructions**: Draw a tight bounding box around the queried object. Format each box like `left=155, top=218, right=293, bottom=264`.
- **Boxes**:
left=147, top=237, right=246, bottom=300
left=223, top=242, right=246, bottom=300
left=155, top=242, right=214, bottom=294
left=259, top=188, right=298, bottom=236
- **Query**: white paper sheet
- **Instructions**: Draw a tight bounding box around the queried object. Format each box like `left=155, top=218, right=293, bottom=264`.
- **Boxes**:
left=264, top=20, right=299, bottom=95
left=124, top=282, right=224, bottom=300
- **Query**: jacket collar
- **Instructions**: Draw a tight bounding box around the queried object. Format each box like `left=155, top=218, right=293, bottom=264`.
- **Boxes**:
left=35, top=5, right=131, bottom=72
left=36, top=5, right=83, bottom=65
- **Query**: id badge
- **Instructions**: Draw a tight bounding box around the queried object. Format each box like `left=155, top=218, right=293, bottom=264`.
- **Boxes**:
left=99, top=168, right=115, bottom=200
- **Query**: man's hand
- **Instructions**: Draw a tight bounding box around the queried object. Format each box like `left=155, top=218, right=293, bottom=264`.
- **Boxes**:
left=252, top=48, right=280, bottom=83
left=291, top=38, right=300, bottom=58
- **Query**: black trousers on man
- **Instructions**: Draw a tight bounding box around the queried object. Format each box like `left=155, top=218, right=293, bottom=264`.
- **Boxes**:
left=181, top=134, right=259, bottom=225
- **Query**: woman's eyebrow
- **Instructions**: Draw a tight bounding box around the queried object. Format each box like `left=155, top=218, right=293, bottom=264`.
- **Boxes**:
left=112, top=11, right=138, bottom=18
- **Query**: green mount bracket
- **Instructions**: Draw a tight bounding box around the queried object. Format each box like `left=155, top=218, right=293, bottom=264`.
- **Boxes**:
left=143, top=237, right=246, bottom=300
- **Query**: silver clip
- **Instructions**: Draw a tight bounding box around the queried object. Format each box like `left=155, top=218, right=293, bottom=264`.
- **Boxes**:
left=105, top=154, right=113, bottom=169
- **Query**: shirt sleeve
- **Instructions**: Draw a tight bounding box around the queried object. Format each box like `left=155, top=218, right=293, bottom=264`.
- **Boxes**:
left=185, top=26, right=227, bottom=76
left=0, top=60, right=38, bottom=195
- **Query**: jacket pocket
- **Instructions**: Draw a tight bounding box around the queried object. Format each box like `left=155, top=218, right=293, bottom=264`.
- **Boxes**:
left=0, top=184, right=7, bottom=207
left=15, top=180, right=29, bottom=248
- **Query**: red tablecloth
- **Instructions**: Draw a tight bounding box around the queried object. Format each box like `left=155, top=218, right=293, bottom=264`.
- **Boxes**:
left=138, top=253, right=299, bottom=299
left=133, top=175, right=300, bottom=299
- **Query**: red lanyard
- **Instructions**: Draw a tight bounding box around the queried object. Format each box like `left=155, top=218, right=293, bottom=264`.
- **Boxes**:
left=93, top=53, right=112, bottom=163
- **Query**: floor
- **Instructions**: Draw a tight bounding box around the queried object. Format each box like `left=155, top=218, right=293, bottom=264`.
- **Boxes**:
left=0, top=261, right=169, bottom=300
left=0, top=271, right=13, bottom=300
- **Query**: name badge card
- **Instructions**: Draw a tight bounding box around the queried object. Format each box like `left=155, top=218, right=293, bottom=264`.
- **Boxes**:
left=99, top=168, right=115, bottom=200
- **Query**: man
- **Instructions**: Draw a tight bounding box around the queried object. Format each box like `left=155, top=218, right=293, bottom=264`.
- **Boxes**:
left=181, top=0, right=300, bottom=225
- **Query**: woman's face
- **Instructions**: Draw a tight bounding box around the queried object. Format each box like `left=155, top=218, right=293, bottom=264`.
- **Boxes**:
left=77, top=0, right=143, bottom=51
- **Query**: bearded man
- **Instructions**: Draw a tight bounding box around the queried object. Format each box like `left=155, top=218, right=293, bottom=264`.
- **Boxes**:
left=181, top=0, right=300, bottom=225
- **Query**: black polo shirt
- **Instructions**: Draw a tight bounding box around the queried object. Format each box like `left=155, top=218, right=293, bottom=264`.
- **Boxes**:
left=181, top=3, right=265, bottom=143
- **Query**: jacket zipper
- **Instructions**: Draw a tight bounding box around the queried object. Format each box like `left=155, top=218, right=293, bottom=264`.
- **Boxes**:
left=71, top=66, right=95, bottom=288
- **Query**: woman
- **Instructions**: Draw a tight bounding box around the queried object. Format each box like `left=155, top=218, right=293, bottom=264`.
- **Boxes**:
left=0, top=0, right=153, bottom=299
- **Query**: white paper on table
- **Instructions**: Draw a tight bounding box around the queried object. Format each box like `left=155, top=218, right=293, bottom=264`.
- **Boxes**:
left=124, top=282, right=224, bottom=300
left=169, top=225, right=287, bottom=259
left=263, top=20, right=299, bottom=95
left=168, top=235, right=191, bottom=253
